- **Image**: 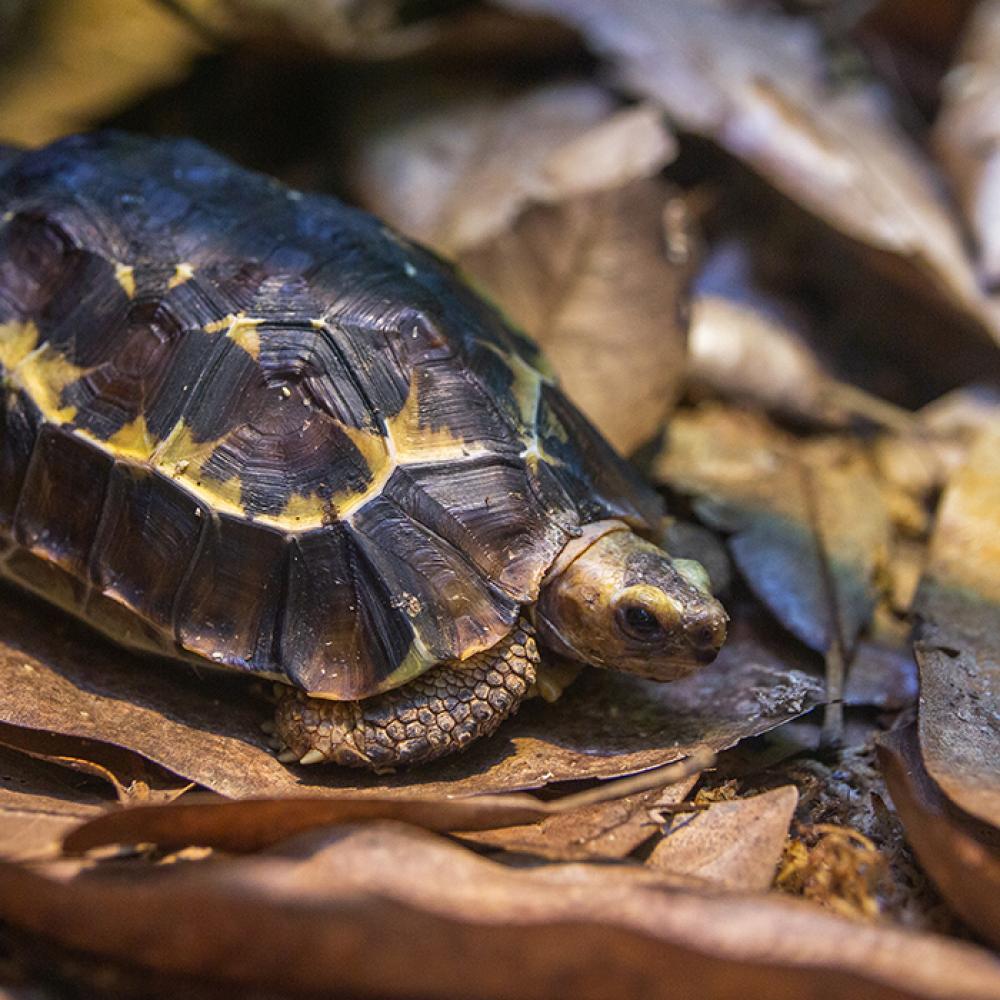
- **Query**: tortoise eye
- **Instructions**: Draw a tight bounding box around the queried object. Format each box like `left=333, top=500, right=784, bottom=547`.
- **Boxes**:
left=616, top=604, right=664, bottom=641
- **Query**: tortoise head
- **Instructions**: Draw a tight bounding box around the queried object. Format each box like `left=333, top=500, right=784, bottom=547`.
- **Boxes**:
left=534, top=522, right=727, bottom=680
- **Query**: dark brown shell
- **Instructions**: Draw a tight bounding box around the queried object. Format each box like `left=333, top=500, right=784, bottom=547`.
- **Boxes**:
left=0, top=132, right=663, bottom=699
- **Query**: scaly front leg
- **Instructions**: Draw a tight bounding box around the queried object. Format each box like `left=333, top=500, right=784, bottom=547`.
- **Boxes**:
left=274, top=620, right=538, bottom=770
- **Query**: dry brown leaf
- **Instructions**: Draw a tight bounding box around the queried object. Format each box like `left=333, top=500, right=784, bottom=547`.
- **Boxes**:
left=913, top=428, right=1000, bottom=829
left=879, top=722, right=1000, bottom=948
left=656, top=405, right=891, bottom=738
left=0, top=0, right=210, bottom=145
left=0, top=723, right=188, bottom=806
left=3, top=821, right=1000, bottom=1000
left=844, top=640, right=919, bottom=711
left=460, top=777, right=698, bottom=861
left=349, top=80, right=675, bottom=253
left=690, top=241, right=916, bottom=431
left=647, top=785, right=798, bottom=891
left=0, top=588, right=821, bottom=799
left=348, top=79, right=687, bottom=454
left=505, top=0, right=1000, bottom=348
left=461, top=178, right=691, bottom=455
left=933, top=0, right=1000, bottom=287
left=0, top=748, right=104, bottom=862
left=62, top=753, right=712, bottom=856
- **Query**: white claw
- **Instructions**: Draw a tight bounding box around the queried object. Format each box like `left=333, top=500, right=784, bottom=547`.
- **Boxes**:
left=298, top=749, right=326, bottom=766
left=276, top=749, right=298, bottom=763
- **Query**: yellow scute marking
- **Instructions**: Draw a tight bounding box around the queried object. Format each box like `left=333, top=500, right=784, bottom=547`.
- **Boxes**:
left=152, top=419, right=213, bottom=472
left=341, top=422, right=391, bottom=475
left=204, top=313, right=262, bottom=360
left=228, top=318, right=262, bottom=360
left=151, top=421, right=247, bottom=519
left=502, top=348, right=545, bottom=428
left=105, top=414, right=156, bottom=461
left=387, top=376, right=474, bottom=463
left=0, top=320, right=39, bottom=370
left=278, top=491, right=329, bottom=525
left=13, top=345, right=85, bottom=424
left=168, top=263, right=195, bottom=289
left=329, top=421, right=393, bottom=519
left=114, top=263, right=136, bottom=298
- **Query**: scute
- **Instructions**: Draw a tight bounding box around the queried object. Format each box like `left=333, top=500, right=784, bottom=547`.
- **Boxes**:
left=0, top=132, right=665, bottom=699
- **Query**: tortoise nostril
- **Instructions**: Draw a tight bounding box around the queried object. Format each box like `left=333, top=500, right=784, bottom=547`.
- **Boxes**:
left=687, top=610, right=726, bottom=653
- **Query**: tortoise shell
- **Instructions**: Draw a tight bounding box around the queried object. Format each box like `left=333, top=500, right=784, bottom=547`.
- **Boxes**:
left=0, top=131, right=663, bottom=699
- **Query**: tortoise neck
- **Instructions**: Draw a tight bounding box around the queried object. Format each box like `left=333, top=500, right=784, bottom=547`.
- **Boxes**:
left=543, top=520, right=630, bottom=587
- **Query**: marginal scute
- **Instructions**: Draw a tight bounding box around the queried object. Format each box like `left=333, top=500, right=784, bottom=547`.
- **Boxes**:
left=0, top=132, right=666, bottom=699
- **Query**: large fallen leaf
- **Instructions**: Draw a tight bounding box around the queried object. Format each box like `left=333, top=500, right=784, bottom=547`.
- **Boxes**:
left=349, top=80, right=675, bottom=252
left=912, top=428, right=1000, bottom=829
left=879, top=722, right=1000, bottom=948
left=3, top=822, right=1000, bottom=1000
left=0, top=0, right=210, bottom=145
left=459, top=778, right=699, bottom=862
left=933, top=0, right=1000, bottom=288
left=504, top=0, right=1000, bottom=350
left=0, top=748, right=104, bottom=862
left=460, top=178, right=691, bottom=455
left=656, top=405, right=891, bottom=739
left=0, top=588, right=822, bottom=799
left=348, top=79, right=687, bottom=454
left=647, top=785, right=798, bottom=891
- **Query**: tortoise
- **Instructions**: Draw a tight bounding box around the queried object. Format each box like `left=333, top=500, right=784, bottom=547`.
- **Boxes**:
left=0, top=132, right=727, bottom=770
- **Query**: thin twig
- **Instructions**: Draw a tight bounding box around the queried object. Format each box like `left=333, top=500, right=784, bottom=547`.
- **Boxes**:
left=544, top=746, right=715, bottom=814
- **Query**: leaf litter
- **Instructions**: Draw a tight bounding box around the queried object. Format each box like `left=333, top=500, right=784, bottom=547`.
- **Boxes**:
left=5, top=822, right=1000, bottom=1000
left=1, top=1, right=1000, bottom=997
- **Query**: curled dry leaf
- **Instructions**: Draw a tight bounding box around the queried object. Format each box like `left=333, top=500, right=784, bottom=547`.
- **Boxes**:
left=933, top=0, right=1000, bottom=288
left=350, top=81, right=675, bottom=254
left=0, top=587, right=821, bottom=800
left=0, top=0, right=210, bottom=145
left=3, top=821, right=1000, bottom=1000
left=879, top=722, right=1000, bottom=948
left=504, top=0, right=1000, bottom=348
left=647, top=785, right=799, bottom=892
left=0, top=723, right=188, bottom=806
left=912, top=429, right=1000, bottom=829
left=348, top=79, right=688, bottom=454
left=656, top=405, right=891, bottom=738
left=0, top=748, right=104, bottom=862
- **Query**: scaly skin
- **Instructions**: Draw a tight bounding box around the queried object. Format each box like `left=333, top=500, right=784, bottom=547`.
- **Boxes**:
left=275, top=621, right=539, bottom=770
